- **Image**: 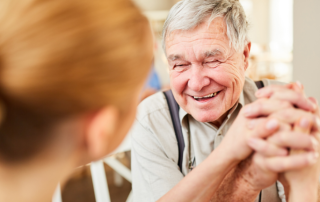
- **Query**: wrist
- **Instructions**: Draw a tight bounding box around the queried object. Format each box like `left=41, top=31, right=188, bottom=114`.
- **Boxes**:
left=289, top=178, right=318, bottom=191
left=232, top=170, right=261, bottom=199
left=234, top=157, right=263, bottom=192
left=236, top=170, right=262, bottom=193
left=215, top=140, right=242, bottom=168
left=210, top=166, right=260, bottom=201
left=289, top=182, right=318, bottom=202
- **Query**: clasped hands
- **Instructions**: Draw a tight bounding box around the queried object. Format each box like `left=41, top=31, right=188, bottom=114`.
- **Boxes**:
left=221, top=82, right=320, bottom=201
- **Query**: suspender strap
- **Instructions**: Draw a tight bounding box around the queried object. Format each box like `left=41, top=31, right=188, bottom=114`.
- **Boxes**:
left=255, top=80, right=264, bottom=89
left=259, top=191, right=262, bottom=202
left=163, top=90, right=185, bottom=172
left=255, top=80, right=265, bottom=202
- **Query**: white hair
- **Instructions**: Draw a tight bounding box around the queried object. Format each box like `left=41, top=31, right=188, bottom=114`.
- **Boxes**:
left=162, top=0, right=249, bottom=53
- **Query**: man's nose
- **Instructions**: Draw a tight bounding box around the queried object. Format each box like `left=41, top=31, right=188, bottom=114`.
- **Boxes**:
left=187, top=67, right=210, bottom=91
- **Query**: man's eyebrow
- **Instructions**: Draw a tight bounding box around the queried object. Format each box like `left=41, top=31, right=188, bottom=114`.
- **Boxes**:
left=168, top=54, right=184, bottom=61
left=204, top=49, right=223, bottom=58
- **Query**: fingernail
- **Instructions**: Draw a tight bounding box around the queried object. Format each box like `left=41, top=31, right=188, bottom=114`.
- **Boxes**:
left=313, top=103, right=317, bottom=110
left=296, top=81, right=303, bottom=89
left=309, top=101, right=317, bottom=111
left=316, top=117, right=320, bottom=128
left=266, top=119, right=279, bottom=130
left=308, top=152, right=319, bottom=164
left=300, top=118, right=310, bottom=128
left=311, top=137, right=319, bottom=149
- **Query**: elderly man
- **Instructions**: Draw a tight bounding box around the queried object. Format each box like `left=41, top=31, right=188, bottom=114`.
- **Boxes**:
left=131, top=0, right=320, bottom=201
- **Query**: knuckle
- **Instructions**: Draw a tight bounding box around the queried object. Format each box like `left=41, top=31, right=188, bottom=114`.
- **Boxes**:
left=306, top=113, right=316, bottom=124
left=280, top=123, right=291, bottom=132
left=239, top=108, right=246, bottom=116
left=241, top=104, right=251, bottom=114
left=312, top=115, right=320, bottom=128
left=258, top=98, right=268, bottom=103
left=259, top=143, right=268, bottom=153
left=292, top=92, right=301, bottom=102
left=276, top=133, right=286, bottom=145
left=279, top=100, right=291, bottom=109
left=265, top=161, right=277, bottom=172
left=302, top=156, right=310, bottom=167
left=280, top=108, right=294, bottom=120
left=255, top=102, right=263, bottom=113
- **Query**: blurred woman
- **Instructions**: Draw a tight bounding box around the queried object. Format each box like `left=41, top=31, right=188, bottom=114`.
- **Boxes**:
left=0, top=0, right=152, bottom=201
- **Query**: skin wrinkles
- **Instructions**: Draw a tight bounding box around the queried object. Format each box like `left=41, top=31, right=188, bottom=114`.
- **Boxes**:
left=165, top=17, right=250, bottom=127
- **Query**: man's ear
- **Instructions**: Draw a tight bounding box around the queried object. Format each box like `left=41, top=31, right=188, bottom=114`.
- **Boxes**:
left=243, top=41, right=251, bottom=71
left=85, top=106, right=119, bottom=161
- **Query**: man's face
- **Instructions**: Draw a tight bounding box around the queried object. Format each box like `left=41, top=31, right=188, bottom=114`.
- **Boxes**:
left=165, top=17, right=250, bottom=124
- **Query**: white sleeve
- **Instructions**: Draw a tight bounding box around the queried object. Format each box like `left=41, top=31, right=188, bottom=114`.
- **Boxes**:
left=131, top=118, right=184, bottom=202
left=277, top=181, right=287, bottom=202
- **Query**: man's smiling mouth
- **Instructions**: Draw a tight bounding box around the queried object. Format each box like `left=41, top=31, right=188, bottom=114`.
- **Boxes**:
left=192, top=91, right=221, bottom=101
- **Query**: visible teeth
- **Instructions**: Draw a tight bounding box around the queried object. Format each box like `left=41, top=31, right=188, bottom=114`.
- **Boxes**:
left=193, top=92, right=218, bottom=99
left=203, top=93, right=213, bottom=98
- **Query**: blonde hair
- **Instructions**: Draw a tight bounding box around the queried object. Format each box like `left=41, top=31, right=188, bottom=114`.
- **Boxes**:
left=0, top=0, right=151, bottom=162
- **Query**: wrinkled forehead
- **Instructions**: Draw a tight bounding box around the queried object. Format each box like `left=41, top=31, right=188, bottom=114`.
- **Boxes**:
left=165, top=17, right=230, bottom=54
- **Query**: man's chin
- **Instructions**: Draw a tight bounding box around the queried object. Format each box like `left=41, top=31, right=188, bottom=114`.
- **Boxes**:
left=191, top=112, right=221, bottom=123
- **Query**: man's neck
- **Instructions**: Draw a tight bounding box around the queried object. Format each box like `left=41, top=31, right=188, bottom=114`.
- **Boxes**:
left=210, top=101, right=240, bottom=128
left=210, top=109, right=230, bottom=128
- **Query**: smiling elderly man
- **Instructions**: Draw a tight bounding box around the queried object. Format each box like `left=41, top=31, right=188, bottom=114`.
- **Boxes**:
left=131, top=0, right=320, bottom=201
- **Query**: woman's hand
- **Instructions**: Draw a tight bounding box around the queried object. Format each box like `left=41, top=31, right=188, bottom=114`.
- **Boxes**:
left=285, top=101, right=320, bottom=202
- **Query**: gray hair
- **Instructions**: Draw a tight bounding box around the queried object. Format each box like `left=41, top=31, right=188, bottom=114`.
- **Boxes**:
left=162, top=0, right=249, bottom=53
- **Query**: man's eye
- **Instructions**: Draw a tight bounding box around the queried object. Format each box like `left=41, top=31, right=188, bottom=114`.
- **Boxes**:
left=173, top=64, right=187, bottom=69
left=173, top=64, right=189, bottom=71
left=206, top=61, right=220, bottom=66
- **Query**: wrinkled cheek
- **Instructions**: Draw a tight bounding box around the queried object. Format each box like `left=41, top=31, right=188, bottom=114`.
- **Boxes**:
left=230, top=72, right=245, bottom=104
left=170, top=73, right=188, bottom=96
left=213, top=68, right=245, bottom=106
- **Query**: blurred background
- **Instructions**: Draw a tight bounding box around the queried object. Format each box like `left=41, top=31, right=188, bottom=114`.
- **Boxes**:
left=58, top=0, right=320, bottom=202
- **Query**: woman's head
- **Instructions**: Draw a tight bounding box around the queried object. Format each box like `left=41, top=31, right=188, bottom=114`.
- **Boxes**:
left=0, top=0, right=152, bottom=163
